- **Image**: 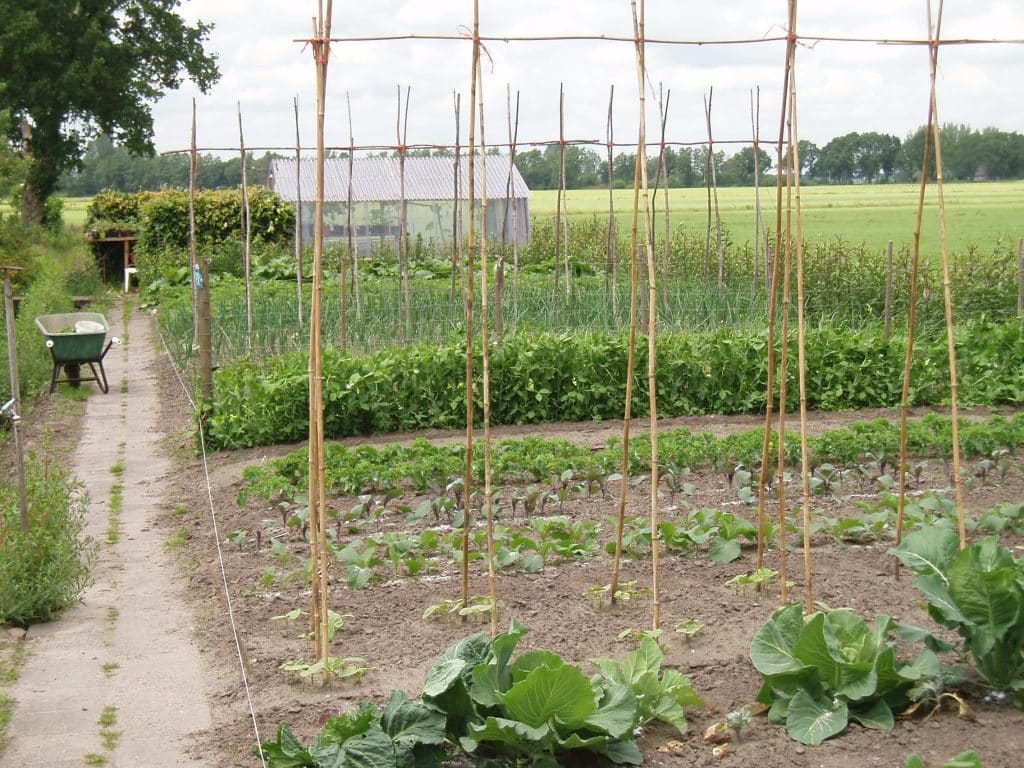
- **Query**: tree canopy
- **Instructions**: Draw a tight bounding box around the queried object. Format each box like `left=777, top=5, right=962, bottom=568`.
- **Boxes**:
left=0, top=0, right=220, bottom=223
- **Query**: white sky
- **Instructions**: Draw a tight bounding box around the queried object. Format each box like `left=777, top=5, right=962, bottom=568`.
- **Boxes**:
left=150, top=1, right=1024, bottom=158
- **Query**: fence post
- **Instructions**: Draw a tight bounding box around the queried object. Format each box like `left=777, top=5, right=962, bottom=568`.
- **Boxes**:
left=884, top=240, right=893, bottom=340
left=2, top=265, right=29, bottom=533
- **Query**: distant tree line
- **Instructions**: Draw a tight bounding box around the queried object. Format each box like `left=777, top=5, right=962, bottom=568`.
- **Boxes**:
left=53, top=123, right=1024, bottom=196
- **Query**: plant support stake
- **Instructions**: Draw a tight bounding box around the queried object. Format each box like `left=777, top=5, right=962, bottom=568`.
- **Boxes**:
left=2, top=265, right=28, bottom=533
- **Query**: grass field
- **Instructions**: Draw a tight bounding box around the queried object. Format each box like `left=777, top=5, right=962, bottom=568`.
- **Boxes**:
left=529, top=181, right=1024, bottom=255
left=5, top=183, right=1022, bottom=255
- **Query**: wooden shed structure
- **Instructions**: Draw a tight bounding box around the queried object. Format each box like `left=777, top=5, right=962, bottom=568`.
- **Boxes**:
left=268, top=155, right=531, bottom=255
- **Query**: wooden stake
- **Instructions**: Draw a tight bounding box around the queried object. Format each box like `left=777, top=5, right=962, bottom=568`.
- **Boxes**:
left=191, top=101, right=213, bottom=405
left=237, top=101, right=253, bottom=357
left=2, top=266, right=27, bottom=533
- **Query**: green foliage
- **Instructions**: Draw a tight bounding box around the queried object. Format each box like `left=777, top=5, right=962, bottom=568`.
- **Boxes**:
left=0, top=1, right=219, bottom=222
left=135, top=186, right=294, bottom=256
left=259, top=692, right=446, bottom=768
left=205, top=319, right=1024, bottom=450
left=751, top=604, right=924, bottom=746
left=890, top=530, right=1024, bottom=704
left=259, top=623, right=703, bottom=767
left=590, top=637, right=704, bottom=733
left=905, top=750, right=983, bottom=768
left=0, top=449, right=96, bottom=627
left=1, top=259, right=79, bottom=399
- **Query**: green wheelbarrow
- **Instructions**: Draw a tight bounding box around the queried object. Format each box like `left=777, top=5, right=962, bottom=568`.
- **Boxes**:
left=34, top=312, right=120, bottom=394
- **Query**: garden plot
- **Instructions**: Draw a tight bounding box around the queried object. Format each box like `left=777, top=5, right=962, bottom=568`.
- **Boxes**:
left=157, top=397, right=1024, bottom=768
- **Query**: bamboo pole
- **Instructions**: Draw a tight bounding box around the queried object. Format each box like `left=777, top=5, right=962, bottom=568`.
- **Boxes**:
left=496, top=84, right=520, bottom=344
left=451, top=91, right=462, bottom=301
left=397, top=85, right=412, bottom=342
left=476, top=60, right=499, bottom=638
left=630, top=0, right=662, bottom=630
left=755, top=20, right=794, bottom=585
left=655, top=85, right=671, bottom=311
left=704, top=89, right=725, bottom=289
left=609, top=156, right=642, bottom=607
left=894, top=93, right=934, bottom=575
left=237, top=102, right=253, bottom=357
left=785, top=9, right=815, bottom=613
left=606, top=85, right=619, bottom=321
left=884, top=240, right=894, bottom=340
left=751, top=87, right=763, bottom=292
left=552, top=83, right=566, bottom=308
left=509, top=89, right=522, bottom=309
left=773, top=23, right=800, bottom=603
left=462, top=0, right=481, bottom=617
left=294, top=96, right=304, bottom=329
left=925, top=0, right=967, bottom=549
left=308, top=1, right=334, bottom=681
left=346, top=92, right=361, bottom=324
left=1017, top=237, right=1024, bottom=314
left=2, top=266, right=27, bottom=534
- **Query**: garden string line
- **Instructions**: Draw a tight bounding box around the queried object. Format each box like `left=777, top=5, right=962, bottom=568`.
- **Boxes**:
left=156, top=325, right=268, bottom=768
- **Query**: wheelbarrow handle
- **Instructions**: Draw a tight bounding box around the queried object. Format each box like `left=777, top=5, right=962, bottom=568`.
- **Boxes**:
left=100, top=336, right=121, bottom=360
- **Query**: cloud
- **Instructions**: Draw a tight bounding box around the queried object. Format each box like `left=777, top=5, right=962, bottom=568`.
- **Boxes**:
left=150, top=1, right=1024, bottom=157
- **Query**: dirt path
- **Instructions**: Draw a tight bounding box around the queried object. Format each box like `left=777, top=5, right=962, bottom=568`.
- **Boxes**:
left=3, top=301, right=215, bottom=767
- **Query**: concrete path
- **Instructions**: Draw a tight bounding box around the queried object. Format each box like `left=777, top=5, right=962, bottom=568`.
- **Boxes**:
left=3, top=302, right=214, bottom=767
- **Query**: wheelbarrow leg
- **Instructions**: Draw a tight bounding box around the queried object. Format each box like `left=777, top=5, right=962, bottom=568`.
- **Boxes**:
left=89, top=361, right=110, bottom=394
left=49, top=363, right=61, bottom=394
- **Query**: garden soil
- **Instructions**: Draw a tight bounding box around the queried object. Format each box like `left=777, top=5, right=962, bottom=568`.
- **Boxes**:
left=5, top=306, right=1024, bottom=768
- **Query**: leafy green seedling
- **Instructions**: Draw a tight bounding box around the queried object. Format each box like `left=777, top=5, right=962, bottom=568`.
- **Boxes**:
left=616, top=627, right=663, bottom=646
left=584, top=579, right=651, bottom=608
left=224, top=529, right=249, bottom=551
left=675, top=619, right=704, bottom=642
left=422, top=595, right=492, bottom=621
left=904, top=750, right=982, bottom=768
left=726, top=567, right=790, bottom=592
left=279, top=656, right=371, bottom=681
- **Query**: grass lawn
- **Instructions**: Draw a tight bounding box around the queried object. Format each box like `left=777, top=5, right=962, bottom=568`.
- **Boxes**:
left=3, top=184, right=1021, bottom=256
left=529, top=181, right=1024, bottom=255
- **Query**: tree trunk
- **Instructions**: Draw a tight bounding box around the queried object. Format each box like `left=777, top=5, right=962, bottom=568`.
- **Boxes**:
left=21, top=120, right=61, bottom=226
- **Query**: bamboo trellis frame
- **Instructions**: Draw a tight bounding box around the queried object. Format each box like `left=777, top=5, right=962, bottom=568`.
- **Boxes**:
left=156, top=5, right=1024, bottom=759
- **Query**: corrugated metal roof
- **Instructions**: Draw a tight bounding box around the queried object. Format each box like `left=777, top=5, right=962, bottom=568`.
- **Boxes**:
left=269, top=155, right=530, bottom=203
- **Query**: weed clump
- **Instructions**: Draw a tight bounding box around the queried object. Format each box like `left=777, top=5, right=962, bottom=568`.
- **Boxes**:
left=0, top=449, right=96, bottom=627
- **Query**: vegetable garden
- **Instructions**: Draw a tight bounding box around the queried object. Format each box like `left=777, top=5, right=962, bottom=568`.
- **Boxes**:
left=121, top=2, right=1024, bottom=767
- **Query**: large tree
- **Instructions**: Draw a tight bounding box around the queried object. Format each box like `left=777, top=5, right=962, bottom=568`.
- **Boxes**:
left=0, top=0, right=220, bottom=223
